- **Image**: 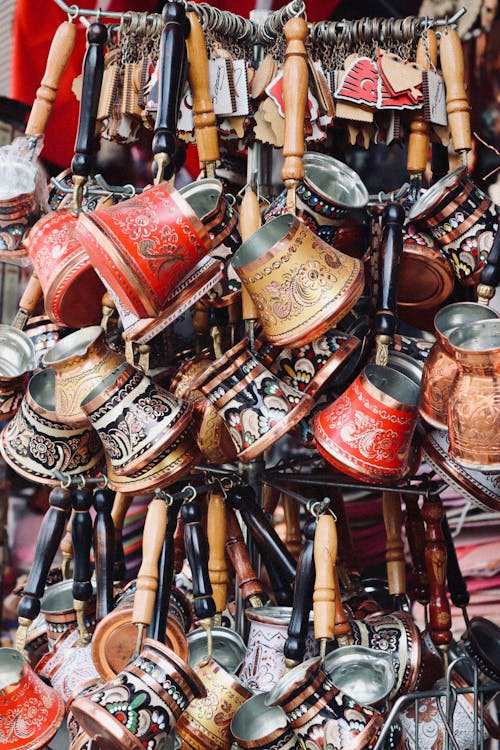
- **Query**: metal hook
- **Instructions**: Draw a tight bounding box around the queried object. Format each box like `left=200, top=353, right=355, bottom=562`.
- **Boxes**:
left=67, top=4, right=79, bottom=22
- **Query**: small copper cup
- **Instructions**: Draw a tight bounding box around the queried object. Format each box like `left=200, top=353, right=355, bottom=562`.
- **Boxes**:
left=231, top=214, right=364, bottom=348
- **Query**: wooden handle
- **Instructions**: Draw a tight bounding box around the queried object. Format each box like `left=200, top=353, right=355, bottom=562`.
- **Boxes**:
left=477, top=224, right=500, bottom=305
left=186, top=11, right=219, bottom=167
left=333, top=567, right=350, bottom=638
left=71, top=488, right=93, bottom=604
left=439, top=28, right=472, bottom=154
left=285, top=517, right=316, bottom=664
left=225, top=508, right=266, bottom=604
left=228, top=485, right=296, bottom=606
left=93, top=487, right=115, bottom=621
left=60, top=513, right=74, bottom=562
left=17, top=274, right=42, bottom=317
left=111, top=491, right=134, bottom=582
left=376, top=203, right=405, bottom=343
left=422, top=499, right=452, bottom=646
left=17, top=488, right=72, bottom=623
left=71, top=22, right=107, bottom=178
left=313, top=513, right=336, bottom=641
left=133, top=497, right=167, bottom=627
left=173, top=514, right=186, bottom=574
left=153, top=1, right=188, bottom=182
left=239, top=188, right=261, bottom=320
left=382, top=492, right=406, bottom=596
left=181, top=500, right=216, bottom=620
left=403, top=494, right=429, bottom=605
left=441, top=512, right=469, bottom=610
left=407, top=31, right=437, bottom=175
left=262, top=484, right=280, bottom=516
left=150, top=497, right=182, bottom=643
left=207, top=491, right=228, bottom=614
left=283, top=493, right=302, bottom=560
left=25, top=21, right=77, bottom=137
left=281, top=17, right=308, bottom=188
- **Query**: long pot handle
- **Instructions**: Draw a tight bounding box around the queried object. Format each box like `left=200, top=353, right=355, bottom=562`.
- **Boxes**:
left=439, top=27, right=472, bottom=159
left=406, top=30, right=437, bottom=179
left=93, top=486, right=115, bottom=622
left=16, top=487, right=72, bottom=650
left=285, top=516, right=316, bottom=666
left=313, top=512, right=336, bottom=653
left=186, top=11, right=219, bottom=175
left=153, top=1, right=188, bottom=183
left=239, top=187, right=261, bottom=323
left=382, top=492, right=407, bottom=600
left=181, top=498, right=216, bottom=621
left=12, top=274, right=43, bottom=331
left=477, top=224, right=500, bottom=306
left=441, top=512, right=470, bottom=615
left=375, top=202, right=405, bottom=362
left=225, top=507, right=265, bottom=607
left=25, top=20, right=77, bottom=138
left=207, top=490, right=229, bottom=618
left=71, top=21, right=107, bottom=207
left=403, top=494, right=430, bottom=608
left=228, top=484, right=296, bottom=606
left=150, top=496, right=183, bottom=643
left=422, top=497, right=453, bottom=654
left=281, top=16, right=308, bottom=213
left=71, top=487, right=94, bottom=643
left=110, top=491, right=134, bottom=583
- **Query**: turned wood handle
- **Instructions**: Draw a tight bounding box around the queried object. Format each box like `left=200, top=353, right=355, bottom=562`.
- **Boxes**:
left=173, top=514, right=186, bottom=574
left=25, top=21, right=77, bottom=138
left=407, top=30, right=437, bottom=175
left=441, top=512, right=469, bottom=610
left=285, top=517, right=316, bottom=664
left=403, top=494, right=429, bottom=605
left=281, top=17, right=308, bottom=188
left=111, top=492, right=134, bottom=582
left=376, top=203, right=405, bottom=341
left=71, top=488, right=93, bottom=604
left=186, top=11, right=219, bottom=167
left=207, top=491, right=228, bottom=614
left=71, top=22, right=107, bottom=178
left=60, top=514, right=73, bottom=560
left=225, top=507, right=266, bottom=603
left=17, top=488, right=72, bottom=623
left=133, top=497, right=167, bottom=627
left=17, top=275, right=43, bottom=317
left=313, top=513, right=336, bottom=641
left=439, top=28, right=472, bottom=154
left=283, top=493, right=302, bottom=560
left=422, top=498, right=452, bottom=646
left=181, top=500, right=216, bottom=620
left=383, top=492, right=406, bottom=596
left=150, top=497, right=182, bottom=642
left=153, top=1, right=188, bottom=181
left=93, top=487, right=115, bottom=621
left=239, top=188, right=261, bottom=320
left=329, top=489, right=362, bottom=577
left=477, top=224, right=500, bottom=304
left=228, top=485, right=296, bottom=606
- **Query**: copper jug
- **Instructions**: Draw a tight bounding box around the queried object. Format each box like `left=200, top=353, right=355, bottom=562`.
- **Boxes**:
left=446, top=319, right=500, bottom=471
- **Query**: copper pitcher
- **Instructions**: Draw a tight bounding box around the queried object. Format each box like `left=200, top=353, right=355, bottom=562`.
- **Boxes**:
left=446, top=319, right=500, bottom=471
left=419, top=302, right=499, bottom=429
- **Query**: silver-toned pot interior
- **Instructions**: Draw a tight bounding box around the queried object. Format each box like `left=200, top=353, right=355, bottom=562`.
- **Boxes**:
left=324, top=645, right=396, bottom=705
left=364, top=363, right=419, bottom=407
left=386, top=352, right=423, bottom=387
left=0, top=647, right=24, bottom=690
left=231, top=214, right=295, bottom=268
left=187, top=626, right=246, bottom=673
left=0, top=325, right=36, bottom=377
left=231, top=692, right=288, bottom=740
left=302, top=152, right=369, bottom=209
left=40, top=579, right=77, bottom=613
left=28, top=368, right=56, bottom=411
left=447, top=319, right=500, bottom=353
left=179, top=179, right=222, bottom=220
left=407, top=167, right=466, bottom=219
left=435, top=302, right=498, bottom=338
left=43, top=325, right=103, bottom=366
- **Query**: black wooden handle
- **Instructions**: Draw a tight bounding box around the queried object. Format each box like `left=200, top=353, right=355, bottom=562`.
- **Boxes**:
left=152, top=1, right=189, bottom=180
left=376, top=203, right=405, bottom=340
left=150, top=497, right=183, bottom=642
left=479, top=224, right=500, bottom=291
left=181, top=500, right=216, bottom=620
left=18, top=488, right=72, bottom=622
left=228, top=485, right=296, bottom=606
left=284, top=517, right=316, bottom=664
left=442, top=512, right=469, bottom=609
left=71, top=22, right=107, bottom=177
left=72, top=488, right=94, bottom=603
left=93, top=487, right=115, bottom=620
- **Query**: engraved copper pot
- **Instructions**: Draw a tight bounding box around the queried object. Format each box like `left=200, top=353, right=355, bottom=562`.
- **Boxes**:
left=74, top=182, right=213, bottom=319
left=313, top=364, right=420, bottom=484
left=231, top=214, right=364, bottom=348
left=231, top=692, right=301, bottom=750
left=446, top=319, right=500, bottom=471
left=25, top=210, right=106, bottom=328
left=0, top=369, right=104, bottom=486
left=397, top=226, right=455, bottom=310
left=186, top=626, right=246, bottom=675
left=24, top=314, right=74, bottom=370
left=176, top=658, right=252, bottom=750
left=263, top=152, right=368, bottom=258
left=419, top=302, right=498, bottom=430
left=0, top=159, right=40, bottom=258
left=0, top=325, right=36, bottom=420
left=43, top=326, right=126, bottom=427
left=71, top=639, right=206, bottom=750
left=80, top=362, right=193, bottom=477
left=0, top=647, right=65, bottom=750
left=323, top=645, right=396, bottom=707
left=407, top=166, right=500, bottom=284
left=191, top=338, right=314, bottom=462
left=265, top=656, right=384, bottom=750
left=39, top=578, right=97, bottom=645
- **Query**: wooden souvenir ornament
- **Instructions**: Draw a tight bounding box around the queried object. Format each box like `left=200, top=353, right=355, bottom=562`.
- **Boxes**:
left=335, top=56, right=379, bottom=107
left=281, top=17, right=309, bottom=214
left=377, top=49, right=423, bottom=105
